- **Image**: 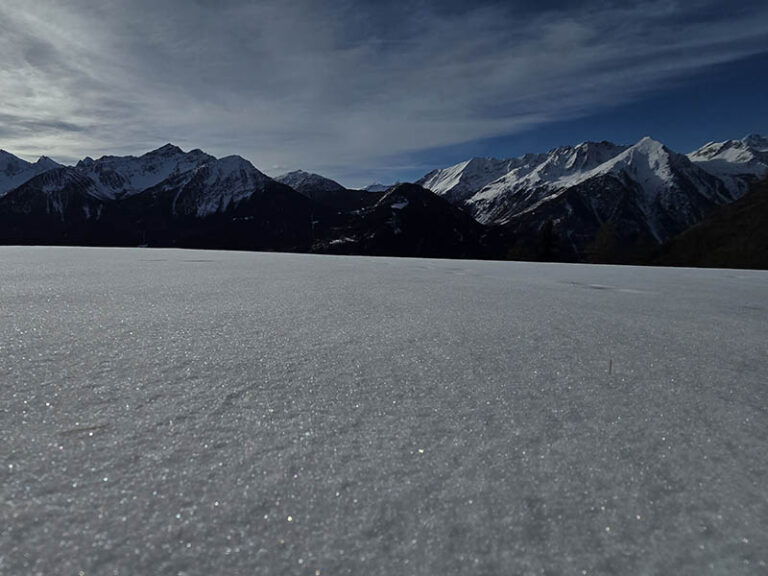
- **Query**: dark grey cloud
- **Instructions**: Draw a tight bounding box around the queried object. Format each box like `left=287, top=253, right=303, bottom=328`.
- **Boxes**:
left=1, top=0, right=767, bottom=184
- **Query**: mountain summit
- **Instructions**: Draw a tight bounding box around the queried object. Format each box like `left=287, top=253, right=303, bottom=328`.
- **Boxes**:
left=275, top=170, right=346, bottom=195
left=687, top=134, right=768, bottom=195
left=74, top=144, right=215, bottom=199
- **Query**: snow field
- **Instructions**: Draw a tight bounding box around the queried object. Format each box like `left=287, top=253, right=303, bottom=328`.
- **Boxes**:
left=2, top=247, right=767, bottom=575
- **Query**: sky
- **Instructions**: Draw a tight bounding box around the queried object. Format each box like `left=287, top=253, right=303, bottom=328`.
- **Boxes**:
left=1, top=0, right=767, bottom=188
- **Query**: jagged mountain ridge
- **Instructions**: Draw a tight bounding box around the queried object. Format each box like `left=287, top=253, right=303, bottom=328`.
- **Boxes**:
left=75, top=144, right=216, bottom=200
left=418, top=157, right=526, bottom=204
left=419, top=137, right=744, bottom=230
left=490, top=138, right=730, bottom=235
left=415, top=135, right=766, bottom=261
left=3, top=146, right=279, bottom=215
left=275, top=170, right=346, bottom=195
left=416, top=141, right=628, bottom=207
left=687, top=134, right=768, bottom=196
left=0, top=150, right=61, bottom=196
left=0, top=147, right=314, bottom=250
left=146, top=154, right=272, bottom=217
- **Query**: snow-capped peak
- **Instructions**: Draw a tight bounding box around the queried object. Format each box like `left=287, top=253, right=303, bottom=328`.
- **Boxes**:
left=417, top=156, right=524, bottom=203
left=74, top=145, right=216, bottom=199
left=688, top=134, right=768, bottom=163
left=202, top=155, right=267, bottom=185
left=35, top=156, right=60, bottom=170
left=612, top=137, right=670, bottom=170
left=687, top=133, right=768, bottom=191
left=741, top=133, right=768, bottom=151
left=150, top=143, right=185, bottom=156
left=634, top=135, right=663, bottom=150
left=580, top=137, right=676, bottom=195
left=0, top=149, right=61, bottom=197
left=160, top=154, right=270, bottom=217
left=1, top=149, right=30, bottom=175
left=275, top=170, right=346, bottom=194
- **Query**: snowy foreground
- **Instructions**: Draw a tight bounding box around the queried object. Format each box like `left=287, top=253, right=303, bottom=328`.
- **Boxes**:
left=2, top=247, right=767, bottom=575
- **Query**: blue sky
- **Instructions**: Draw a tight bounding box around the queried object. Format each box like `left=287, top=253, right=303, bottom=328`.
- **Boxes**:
left=1, top=0, right=767, bottom=187
left=368, top=50, right=768, bottom=185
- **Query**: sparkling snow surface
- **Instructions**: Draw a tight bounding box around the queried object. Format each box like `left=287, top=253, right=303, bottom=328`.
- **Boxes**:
left=2, top=247, right=767, bottom=576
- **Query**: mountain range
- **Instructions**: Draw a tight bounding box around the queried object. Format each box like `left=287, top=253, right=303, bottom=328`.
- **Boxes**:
left=0, top=134, right=765, bottom=266
left=418, top=134, right=767, bottom=261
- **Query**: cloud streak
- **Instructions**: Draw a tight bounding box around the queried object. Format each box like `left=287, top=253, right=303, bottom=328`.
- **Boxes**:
left=1, top=0, right=767, bottom=183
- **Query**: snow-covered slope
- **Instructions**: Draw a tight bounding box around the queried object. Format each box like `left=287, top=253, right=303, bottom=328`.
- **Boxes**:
left=417, top=157, right=528, bottom=204
left=74, top=144, right=214, bottom=199
left=470, top=138, right=736, bottom=260
left=688, top=134, right=768, bottom=195
left=464, top=141, right=628, bottom=222
left=275, top=170, right=346, bottom=196
left=417, top=143, right=629, bottom=207
left=472, top=138, right=729, bottom=224
left=150, top=155, right=272, bottom=217
left=0, top=150, right=61, bottom=197
left=0, top=167, right=109, bottom=241
left=417, top=138, right=736, bottom=235
left=13, top=166, right=109, bottom=203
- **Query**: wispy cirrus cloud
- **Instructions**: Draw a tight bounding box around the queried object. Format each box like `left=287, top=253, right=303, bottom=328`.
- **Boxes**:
left=1, top=0, right=767, bottom=183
